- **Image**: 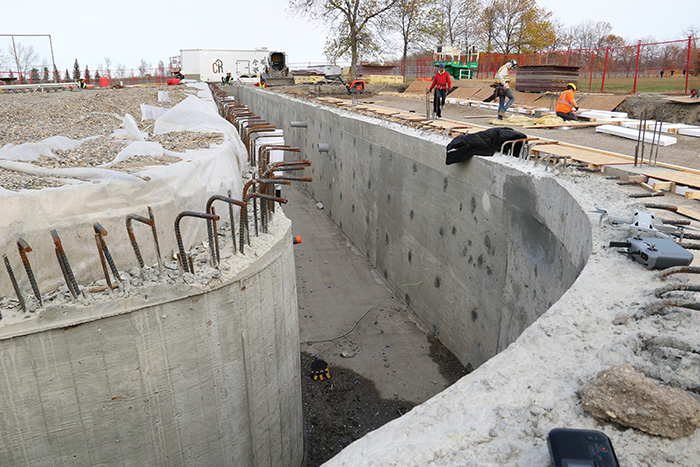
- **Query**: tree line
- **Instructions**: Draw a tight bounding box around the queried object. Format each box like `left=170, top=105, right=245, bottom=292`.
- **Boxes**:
left=289, top=0, right=699, bottom=77
left=0, top=46, right=165, bottom=83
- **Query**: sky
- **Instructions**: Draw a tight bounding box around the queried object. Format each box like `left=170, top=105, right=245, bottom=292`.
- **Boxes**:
left=0, top=0, right=697, bottom=74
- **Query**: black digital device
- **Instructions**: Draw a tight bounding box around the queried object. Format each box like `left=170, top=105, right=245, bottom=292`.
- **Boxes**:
left=547, top=428, right=619, bottom=467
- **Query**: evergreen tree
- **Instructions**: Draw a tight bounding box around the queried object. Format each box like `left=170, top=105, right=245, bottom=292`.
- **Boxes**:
left=43, top=66, right=49, bottom=82
left=64, top=69, right=70, bottom=82
left=95, top=69, right=101, bottom=81
left=73, top=59, right=80, bottom=80
left=30, top=68, right=40, bottom=83
left=85, top=65, right=91, bottom=83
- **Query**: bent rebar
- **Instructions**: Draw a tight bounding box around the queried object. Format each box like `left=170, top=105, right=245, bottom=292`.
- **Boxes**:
left=3, top=254, right=26, bottom=312
left=174, top=211, right=219, bottom=273
left=126, top=206, right=163, bottom=270
left=206, top=194, right=246, bottom=263
left=51, top=230, right=80, bottom=299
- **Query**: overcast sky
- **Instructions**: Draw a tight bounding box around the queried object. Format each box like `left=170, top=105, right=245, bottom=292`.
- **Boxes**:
left=0, top=0, right=696, bottom=73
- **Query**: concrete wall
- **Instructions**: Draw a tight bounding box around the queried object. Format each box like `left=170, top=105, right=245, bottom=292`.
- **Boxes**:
left=235, top=87, right=591, bottom=369
left=0, top=221, right=302, bottom=467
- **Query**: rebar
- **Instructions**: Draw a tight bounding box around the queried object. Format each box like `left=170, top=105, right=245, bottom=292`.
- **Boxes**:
left=4, top=254, right=26, bottom=312
left=126, top=206, right=163, bottom=270
left=94, top=231, right=113, bottom=292
left=17, top=238, right=41, bottom=306
left=206, top=193, right=246, bottom=260
left=174, top=211, right=219, bottom=273
left=94, top=223, right=122, bottom=284
left=654, top=284, right=700, bottom=297
left=50, top=230, right=80, bottom=298
left=657, top=266, right=700, bottom=280
left=629, top=192, right=665, bottom=198
left=653, top=108, right=664, bottom=166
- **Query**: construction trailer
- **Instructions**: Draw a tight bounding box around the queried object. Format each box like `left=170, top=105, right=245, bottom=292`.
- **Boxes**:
left=433, top=45, right=480, bottom=80
left=180, top=48, right=292, bottom=84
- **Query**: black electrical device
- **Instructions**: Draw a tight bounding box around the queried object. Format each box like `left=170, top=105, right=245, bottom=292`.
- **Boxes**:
left=548, top=428, right=619, bottom=467
left=610, top=237, right=694, bottom=270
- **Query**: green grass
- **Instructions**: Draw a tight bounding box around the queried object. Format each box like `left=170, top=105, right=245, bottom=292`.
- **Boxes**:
left=575, top=76, right=700, bottom=94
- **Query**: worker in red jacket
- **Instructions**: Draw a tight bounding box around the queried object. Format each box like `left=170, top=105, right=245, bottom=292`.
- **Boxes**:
left=555, top=83, right=579, bottom=121
left=428, top=64, right=452, bottom=118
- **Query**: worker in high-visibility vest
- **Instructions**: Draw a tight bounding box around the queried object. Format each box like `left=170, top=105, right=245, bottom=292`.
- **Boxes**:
left=494, top=60, right=517, bottom=119
left=555, top=83, right=579, bottom=121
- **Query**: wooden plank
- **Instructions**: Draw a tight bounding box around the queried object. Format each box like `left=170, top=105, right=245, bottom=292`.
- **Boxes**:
left=644, top=171, right=700, bottom=190
left=627, top=175, right=648, bottom=183
left=531, top=143, right=633, bottom=166
left=652, top=181, right=676, bottom=192
left=664, top=96, right=700, bottom=104
left=640, top=182, right=659, bottom=192
left=676, top=206, right=700, bottom=221
left=685, top=191, right=700, bottom=200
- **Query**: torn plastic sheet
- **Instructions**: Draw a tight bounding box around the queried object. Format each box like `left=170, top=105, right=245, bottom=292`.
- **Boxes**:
left=0, top=136, right=84, bottom=162
left=106, top=141, right=166, bottom=166
left=158, top=91, right=170, bottom=102
left=0, top=85, right=246, bottom=298
left=140, top=104, right=170, bottom=121
left=112, top=113, right=146, bottom=141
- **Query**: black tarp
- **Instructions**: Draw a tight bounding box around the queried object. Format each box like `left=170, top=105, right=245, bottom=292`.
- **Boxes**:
left=445, top=127, right=527, bottom=165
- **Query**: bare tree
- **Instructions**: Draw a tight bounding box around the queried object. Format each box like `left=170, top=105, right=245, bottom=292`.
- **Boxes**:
left=116, top=63, right=126, bottom=79
left=8, top=43, right=39, bottom=79
left=289, top=0, right=398, bottom=78
left=385, top=0, right=441, bottom=63
left=138, top=59, right=151, bottom=78
left=104, top=56, right=112, bottom=78
left=567, top=20, right=613, bottom=50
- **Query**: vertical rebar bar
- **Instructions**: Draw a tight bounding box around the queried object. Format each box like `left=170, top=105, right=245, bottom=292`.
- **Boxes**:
left=17, top=238, right=41, bottom=306
left=3, top=254, right=26, bottom=312
left=94, top=223, right=121, bottom=283
left=228, top=189, right=237, bottom=253
left=51, top=230, right=80, bottom=298
left=94, top=232, right=114, bottom=292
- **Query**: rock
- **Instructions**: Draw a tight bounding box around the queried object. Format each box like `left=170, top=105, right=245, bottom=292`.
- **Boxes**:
left=316, top=202, right=324, bottom=210
left=579, top=365, right=700, bottom=438
left=340, top=350, right=354, bottom=358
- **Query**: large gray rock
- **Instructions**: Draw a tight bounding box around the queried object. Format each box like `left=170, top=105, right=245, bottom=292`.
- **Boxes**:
left=580, top=365, right=700, bottom=439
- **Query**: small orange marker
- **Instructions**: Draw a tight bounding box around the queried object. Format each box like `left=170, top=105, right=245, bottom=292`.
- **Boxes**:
left=293, top=235, right=302, bottom=245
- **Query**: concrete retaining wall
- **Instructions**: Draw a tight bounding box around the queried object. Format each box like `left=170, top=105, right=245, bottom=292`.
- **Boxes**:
left=0, top=220, right=303, bottom=467
left=235, top=87, right=591, bottom=369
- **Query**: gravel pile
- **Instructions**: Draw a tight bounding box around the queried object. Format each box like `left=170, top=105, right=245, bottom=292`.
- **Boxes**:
left=0, top=85, right=224, bottom=191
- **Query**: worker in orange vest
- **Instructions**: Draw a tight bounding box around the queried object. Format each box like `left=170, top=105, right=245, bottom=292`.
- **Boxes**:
left=555, top=83, right=579, bottom=121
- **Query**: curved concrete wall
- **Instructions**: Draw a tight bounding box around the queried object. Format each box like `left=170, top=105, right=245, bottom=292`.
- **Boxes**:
left=235, top=87, right=591, bottom=369
left=0, top=216, right=303, bottom=467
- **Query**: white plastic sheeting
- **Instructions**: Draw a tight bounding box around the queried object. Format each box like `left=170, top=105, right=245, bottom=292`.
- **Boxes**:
left=0, top=83, right=246, bottom=297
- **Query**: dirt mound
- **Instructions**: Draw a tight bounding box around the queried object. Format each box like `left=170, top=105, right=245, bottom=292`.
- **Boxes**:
left=616, top=95, right=700, bottom=125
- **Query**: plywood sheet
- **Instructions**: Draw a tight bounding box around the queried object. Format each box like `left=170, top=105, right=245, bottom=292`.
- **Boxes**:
left=531, top=144, right=633, bottom=166
left=644, top=171, right=700, bottom=189
left=448, top=87, right=484, bottom=100
left=577, top=94, right=627, bottom=112
left=404, top=81, right=431, bottom=94
left=470, top=87, right=499, bottom=101
left=512, top=91, right=546, bottom=107
left=664, top=96, right=700, bottom=104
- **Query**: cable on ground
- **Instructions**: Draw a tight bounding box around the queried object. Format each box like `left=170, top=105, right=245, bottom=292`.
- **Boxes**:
left=302, top=281, right=423, bottom=345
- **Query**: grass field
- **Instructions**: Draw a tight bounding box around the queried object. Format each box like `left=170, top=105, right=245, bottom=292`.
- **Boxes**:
left=556, top=76, right=700, bottom=95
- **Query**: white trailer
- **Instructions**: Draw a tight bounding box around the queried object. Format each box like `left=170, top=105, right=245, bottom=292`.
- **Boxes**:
left=180, top=48, right=288, bottom=83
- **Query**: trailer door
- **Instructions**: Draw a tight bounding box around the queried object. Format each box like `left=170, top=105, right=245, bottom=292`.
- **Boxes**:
left=236, top=60, right=251, bottom=76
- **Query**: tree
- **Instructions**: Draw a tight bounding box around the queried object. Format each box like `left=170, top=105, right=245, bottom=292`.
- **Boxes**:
left=104, top=56, right=112, bottom=78
left=85, top=65, right=91, bottom=83
left=64, top=69, right=70, bottom=81
left=73, top=59, right=81, bottom=80
left=385, top=0, right=441, bottom=64
left=95, top=69, right=101, bottom=81
left=30, top=67, right=40, bottom=83
left=289, top=0, right=398, bottom=78
left=566, top=20, right=613, bottom=50
left=138, top=59, right=150, bottom=78
left=43, top=66, right=49, bottom=82
left=480, top=0, right=554, bottom=54
left=8, top=43, right=39, bottom=82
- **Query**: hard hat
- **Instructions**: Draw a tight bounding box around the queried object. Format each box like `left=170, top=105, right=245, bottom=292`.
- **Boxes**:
left=509, top=60, right=518, bottom=68
left=439, top=63, right=445, bottom=68
left=568, top=83, right=577, bottom=91
left=227, top=70, right=231, bottom=74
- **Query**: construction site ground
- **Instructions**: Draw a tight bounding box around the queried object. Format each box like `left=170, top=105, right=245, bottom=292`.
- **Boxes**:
left=277, top=84, right=700, bottom=466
